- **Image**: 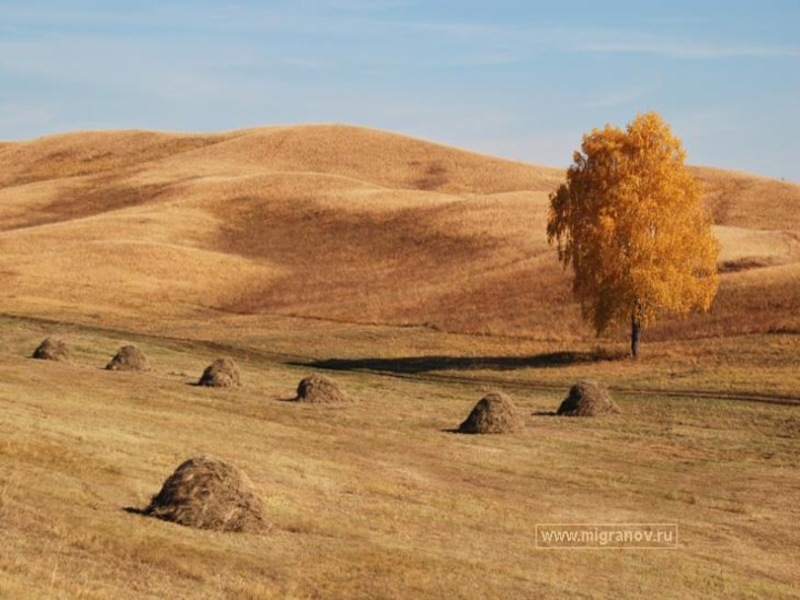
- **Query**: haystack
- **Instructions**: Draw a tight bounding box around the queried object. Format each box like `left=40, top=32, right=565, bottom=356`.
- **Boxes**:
left=106, top=344, right=150, bottom=371
left=557, top=380, right=620, bottom=416
left=199, top=357, right=241, bottom=387
left=32, top=338, right=70, bottom=362
left=141, top=456, right=265, bottom=532
left=295, top=373, right=347, bottom=403
left=458, top=391, right=522, bottom=434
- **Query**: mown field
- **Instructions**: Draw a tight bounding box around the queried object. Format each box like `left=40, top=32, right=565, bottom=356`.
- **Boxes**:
left=1, top=315, right=798, bottom=599
left=1, top=125, right=799, bottom=598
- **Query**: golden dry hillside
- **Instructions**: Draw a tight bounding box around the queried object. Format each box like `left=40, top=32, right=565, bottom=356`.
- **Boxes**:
left=2, top=125, right=800, bottom=600
left=1, top=124, right=798, bottom=340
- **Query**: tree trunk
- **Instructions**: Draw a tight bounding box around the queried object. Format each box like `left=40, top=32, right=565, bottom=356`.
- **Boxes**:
left=631, top=313, right=642, bottom=359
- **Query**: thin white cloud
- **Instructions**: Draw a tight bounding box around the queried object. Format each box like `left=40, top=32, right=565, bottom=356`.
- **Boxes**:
left=0, top=35, right=281, bottom=104
left=279, top=57, right=329, bottom=69
left=327, top=0, right=415, bottom=10
left=395, top=20, right=800, bottom=59
left=583, top=86, right=657, bottom=110
left=572, top=34, right=800, bottom=59
left=5, top=3, right=795, bottom=61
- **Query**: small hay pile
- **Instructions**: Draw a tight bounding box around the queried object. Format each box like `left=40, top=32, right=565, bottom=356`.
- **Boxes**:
left=141, top=455, right=265, bottom=532
left=557, top=380, right=621, bottom=416
left=32, top=338, right=70, bottom=361
left=458, top=391, right=522, bottom=434
left=199, top=357, right=241, bottom=387
left=295, top=373, right=347, bottom=403
left=106, top=345, right=150, bottom=371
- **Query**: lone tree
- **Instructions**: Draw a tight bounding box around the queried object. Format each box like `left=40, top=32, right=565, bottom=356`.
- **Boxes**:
left=547, top=112, right=719, bottom=358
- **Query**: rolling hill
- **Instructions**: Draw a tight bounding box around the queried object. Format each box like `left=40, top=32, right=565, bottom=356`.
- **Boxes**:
left=1, top=124, right=798, bottom=340
left=2, top=125, right=799, bottom=600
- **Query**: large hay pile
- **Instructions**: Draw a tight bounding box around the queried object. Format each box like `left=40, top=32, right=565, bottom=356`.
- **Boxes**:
left=106, top=344, right=150, bottom=371
left=198, top=357, right=241, bottom=387
left=458, top=391, right=522, bottom=434
left=295, top=373, right=347, bottom=403
left=141, top=456, right=265, bottom=532
left=557, top=380, right=621, bottom=416
left=32, top=338, right=70, bottom=361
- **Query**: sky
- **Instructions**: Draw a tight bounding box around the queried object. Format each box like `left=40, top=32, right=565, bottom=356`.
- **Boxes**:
left=1, top=1, right=798, bottom=181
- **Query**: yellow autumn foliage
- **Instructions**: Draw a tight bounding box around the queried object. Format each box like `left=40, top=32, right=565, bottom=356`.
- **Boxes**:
left=547, top=112, right=720, bottom=349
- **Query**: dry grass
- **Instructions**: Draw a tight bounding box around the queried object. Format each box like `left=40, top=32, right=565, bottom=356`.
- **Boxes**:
left=1, top=124, right=799, bottom=598
left=692, top=166, right=800, bottom=230
left=0, top=318, right=798, bottom=599
left=106, top=345, right=150, bottom=372
left=295, top=373, right=347, bottom=403
left=3, top=124, right=796, bottom=340
left=32, top=337, right=70, bottom=361
left=199, top=357, right=242, bottom=387
left=556, top=380, right=621, bottom=417
left=457, top=391, right=522, bottom=433
left=138, top=455, right=266, bottom=533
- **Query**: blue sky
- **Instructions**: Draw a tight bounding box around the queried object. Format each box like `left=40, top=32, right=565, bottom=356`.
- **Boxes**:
left=1, top=1, right=798, bottom=180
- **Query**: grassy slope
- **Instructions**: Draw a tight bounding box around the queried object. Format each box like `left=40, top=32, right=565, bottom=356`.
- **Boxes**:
left=1, top=125, right=799, bottom=598
left=1, top=318, right=798, bottom=600
left=1, top=125, right=798, bottom=340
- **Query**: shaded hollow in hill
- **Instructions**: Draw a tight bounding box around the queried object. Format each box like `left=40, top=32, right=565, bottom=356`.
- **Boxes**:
left=458, top=391, right=522, bottom=434
left=215, top=198, right=501, bottom=318
left=138, top=456, right=265, bottom=533
left=106, top=345, right=150, bottom=372
left=198, top=357, right=241, bottom=387
left=557, top=380, right=621, bottom=417
left=32, top=338, right=70, bottom=362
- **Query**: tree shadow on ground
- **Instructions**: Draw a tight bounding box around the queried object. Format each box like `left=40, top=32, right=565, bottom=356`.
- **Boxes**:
left=294, top=350, right=626, bottom=375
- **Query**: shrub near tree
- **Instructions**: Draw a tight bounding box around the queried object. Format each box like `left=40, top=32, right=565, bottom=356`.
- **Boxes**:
left=547, top=112, right=720, bottom=357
